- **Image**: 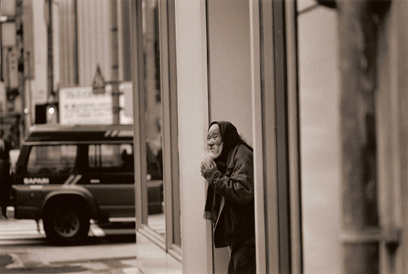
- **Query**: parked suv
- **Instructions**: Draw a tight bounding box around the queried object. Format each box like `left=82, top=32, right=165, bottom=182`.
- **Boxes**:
left=6, top=124, right=163, bottom=244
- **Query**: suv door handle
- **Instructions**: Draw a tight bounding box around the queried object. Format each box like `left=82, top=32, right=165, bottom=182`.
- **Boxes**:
left=90, top=179, right=100, bottom=184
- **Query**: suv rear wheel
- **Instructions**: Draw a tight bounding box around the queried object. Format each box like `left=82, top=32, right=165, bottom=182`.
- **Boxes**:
left=43, top=203, right=90, bottom=245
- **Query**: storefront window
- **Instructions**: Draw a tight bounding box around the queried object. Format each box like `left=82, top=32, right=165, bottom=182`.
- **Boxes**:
left=141, top=0, right=165, bottom=238
left=133, top=0, right=181, bottom=255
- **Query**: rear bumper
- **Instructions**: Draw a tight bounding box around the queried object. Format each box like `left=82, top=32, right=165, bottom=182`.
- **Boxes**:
left=7, top=205, right=39, bottom=219
left=6, top=206, right=14, bottom=219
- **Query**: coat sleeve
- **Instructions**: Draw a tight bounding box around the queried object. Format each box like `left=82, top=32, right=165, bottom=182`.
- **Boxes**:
left=208, top=145, right=254, bottom=205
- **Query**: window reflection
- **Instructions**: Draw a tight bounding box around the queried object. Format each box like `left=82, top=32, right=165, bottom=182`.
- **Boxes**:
left=27, top=145, right=76, bottom=174
left=143, top=0, right=165, bottom=238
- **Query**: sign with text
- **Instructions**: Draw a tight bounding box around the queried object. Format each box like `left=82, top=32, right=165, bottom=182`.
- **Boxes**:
left=59, top=86, right=113, bottom=125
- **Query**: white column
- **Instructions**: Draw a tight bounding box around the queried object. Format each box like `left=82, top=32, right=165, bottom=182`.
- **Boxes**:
left=175, top=0, right=212, bottom=273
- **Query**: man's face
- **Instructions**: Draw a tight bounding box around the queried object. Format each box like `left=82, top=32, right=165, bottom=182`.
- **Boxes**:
left=207, top=124, right=223, bottom=158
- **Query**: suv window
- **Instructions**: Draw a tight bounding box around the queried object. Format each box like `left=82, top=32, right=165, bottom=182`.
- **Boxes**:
left=27, top=145, right=77, bottom=174
left=88, top=144, right=133, bottom=172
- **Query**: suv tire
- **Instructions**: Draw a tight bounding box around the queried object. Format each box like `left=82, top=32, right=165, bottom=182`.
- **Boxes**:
left=43, top=203, right=90, bottom=245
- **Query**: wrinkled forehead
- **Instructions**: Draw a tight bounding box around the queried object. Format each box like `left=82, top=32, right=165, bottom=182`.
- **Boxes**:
left=208, top=124, right=220, bottom=135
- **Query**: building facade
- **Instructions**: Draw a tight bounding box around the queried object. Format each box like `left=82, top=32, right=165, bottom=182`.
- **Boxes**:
left=130, top=0, right=408, bottom=273
left=3, top=0, right=408, bottom=273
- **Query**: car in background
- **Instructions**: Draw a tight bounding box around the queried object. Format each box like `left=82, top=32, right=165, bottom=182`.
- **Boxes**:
left=6, top=124, right=162, bottom=245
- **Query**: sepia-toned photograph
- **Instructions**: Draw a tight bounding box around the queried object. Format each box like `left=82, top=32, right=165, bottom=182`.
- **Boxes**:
left=0, top=0, right=399, bottom=273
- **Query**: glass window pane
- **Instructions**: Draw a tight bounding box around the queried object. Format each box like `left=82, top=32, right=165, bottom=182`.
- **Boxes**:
left=88, top=145, right=97, bottom=169
left=142, top=0, right=165, bottom=237
left=100, top=145, right=121, bottom=168
left=27, top=145, right=76, bottom=174
left=88, top=144, right=133, bottom=171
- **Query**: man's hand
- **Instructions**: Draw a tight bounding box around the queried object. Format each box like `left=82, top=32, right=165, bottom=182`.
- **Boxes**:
left=201, top=160, right=218, bottom=180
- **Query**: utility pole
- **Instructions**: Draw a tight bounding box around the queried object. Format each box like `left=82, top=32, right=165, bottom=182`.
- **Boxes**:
left=46, top=0, right=54, bottom=100
left=144, top=0, right=160, bottom=141
left=45, top=0, right=59, bottom=124
left=110, top=0, right=120, bottom=124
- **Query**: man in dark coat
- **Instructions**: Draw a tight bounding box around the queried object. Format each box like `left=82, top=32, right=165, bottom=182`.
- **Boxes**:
left=201, top=121, right=255, bottom=274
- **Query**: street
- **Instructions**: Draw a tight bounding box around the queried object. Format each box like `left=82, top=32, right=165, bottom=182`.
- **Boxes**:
left=0, top=216, right=140, bottom=274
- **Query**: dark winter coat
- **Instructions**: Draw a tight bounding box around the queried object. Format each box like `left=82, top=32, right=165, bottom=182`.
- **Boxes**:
left=206, top=144, right=255, bottom=248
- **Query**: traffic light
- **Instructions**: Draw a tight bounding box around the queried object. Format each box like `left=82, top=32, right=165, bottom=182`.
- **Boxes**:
left=46, top=104, right=58, bottom=124
left=35, top=103, right=58, bottom=124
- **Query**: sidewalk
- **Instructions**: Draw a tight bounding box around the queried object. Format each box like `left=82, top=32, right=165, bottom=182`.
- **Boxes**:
left=0, top=236, right=141, bottom=273
left=0, top=217, right=182, bottom=273
left=0, top=241, right=141, bottom=274
left=0, top=252, right=141, bottom=274
left=0, top=215, right=142, bottom=274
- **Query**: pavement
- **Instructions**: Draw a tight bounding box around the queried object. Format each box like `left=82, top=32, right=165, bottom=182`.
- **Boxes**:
left=0, top=208, right=143, bottom=274
left=0, top=253, right=141, bottom=274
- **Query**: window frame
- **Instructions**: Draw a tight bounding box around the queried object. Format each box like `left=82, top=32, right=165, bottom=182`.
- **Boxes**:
left=131, top=0, right=181, bottom=261
left=158, top=0, right=182, bottom=252
left=250, top=0, right=301, bottom=273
